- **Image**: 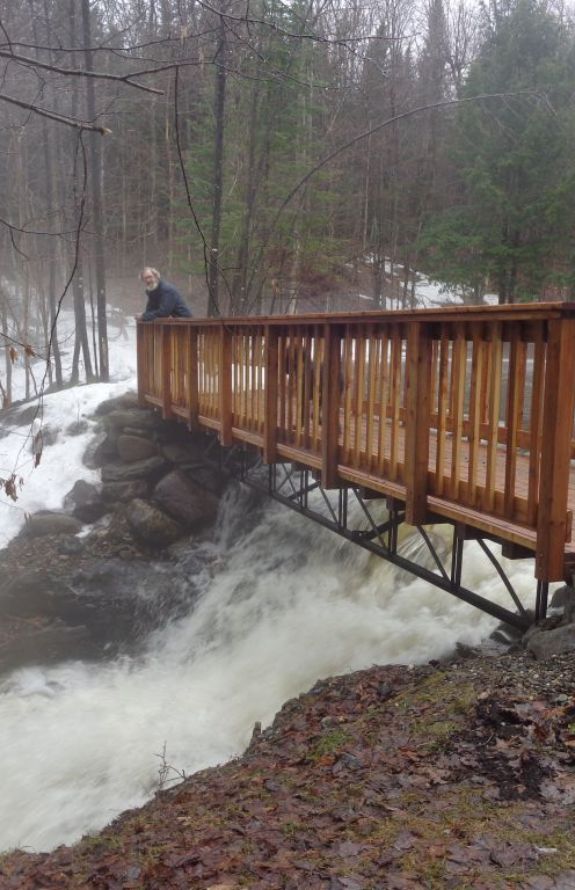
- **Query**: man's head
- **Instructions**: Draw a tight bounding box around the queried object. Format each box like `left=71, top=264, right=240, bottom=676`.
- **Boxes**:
left=141, top=267, right=160, bottom=291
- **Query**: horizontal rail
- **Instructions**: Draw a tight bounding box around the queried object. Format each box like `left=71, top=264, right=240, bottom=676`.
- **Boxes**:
left=137, top=302, right=575, bottom=583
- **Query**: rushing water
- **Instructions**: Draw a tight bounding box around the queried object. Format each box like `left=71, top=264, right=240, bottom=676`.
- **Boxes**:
left=0, top=484, right=538, bottom=852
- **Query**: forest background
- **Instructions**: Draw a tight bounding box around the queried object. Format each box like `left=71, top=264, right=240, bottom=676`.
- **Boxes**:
left=0, top=0, right=574, bottom=402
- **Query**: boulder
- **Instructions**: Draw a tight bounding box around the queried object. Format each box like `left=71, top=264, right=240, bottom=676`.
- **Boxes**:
left=22, top=512, right=83, bottom=538
left=525, top=622, right=575, bottom=660
left=117, top=434, right=158, bottom=463
left=0, top=623, right=92, bottom=675
left=63, top=480, right=107, bottom=523
left=94, top=391, right=140, bottom=416
left=101, top=455, right=167, bottom=483
left=104, top=408, right=162, bottom=434
left=125, top=498, right=185, bottom=547
left=83, top=429, right=119, bottom=469
left=0, top=570, right=57, bottom=616
left=158, top=448, right=228, bottom=495
left=101, top=479, right=149, bottom=503
left=152, top=470, right=220, bottom=528
left=160, top=441, right=209, bottom=465
left=550, top=584, right=575, bottom=621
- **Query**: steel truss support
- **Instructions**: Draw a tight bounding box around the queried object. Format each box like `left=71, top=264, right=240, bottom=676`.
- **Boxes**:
left=204, top=444, right=535, bottom=630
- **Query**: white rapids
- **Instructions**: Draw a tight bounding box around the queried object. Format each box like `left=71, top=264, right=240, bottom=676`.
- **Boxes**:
left=0, top=483, right=538, bottom=852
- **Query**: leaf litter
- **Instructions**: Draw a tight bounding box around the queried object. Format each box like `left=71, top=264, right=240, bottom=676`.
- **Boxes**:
left=1, top=650, right=574, bottom=889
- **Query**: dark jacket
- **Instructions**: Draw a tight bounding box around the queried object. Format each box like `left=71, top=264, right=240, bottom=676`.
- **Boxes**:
left=142, top=280, right=192, bottom=321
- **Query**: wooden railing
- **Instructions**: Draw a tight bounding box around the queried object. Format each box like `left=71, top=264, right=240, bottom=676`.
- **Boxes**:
left=137, top=303, right=575, bottom=582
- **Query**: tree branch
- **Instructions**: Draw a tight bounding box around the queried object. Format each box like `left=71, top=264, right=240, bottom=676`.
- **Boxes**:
left=0, top=92, right=112, bottom=133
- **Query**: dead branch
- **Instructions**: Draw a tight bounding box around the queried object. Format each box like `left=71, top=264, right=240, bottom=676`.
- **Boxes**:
left=0, top=92, right=112, bottom=133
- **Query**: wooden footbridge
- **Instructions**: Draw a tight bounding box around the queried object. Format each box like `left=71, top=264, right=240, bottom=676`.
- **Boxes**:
left=137, top=302, right=575, bottom=629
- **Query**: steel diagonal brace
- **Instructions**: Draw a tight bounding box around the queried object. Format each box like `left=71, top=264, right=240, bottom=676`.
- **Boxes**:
left=352, top=489, right=390, bottom=554
left=352, top=518, right=397, bottom=543
left=274, top=464, right=298, bottom=496
left=476, top=538, right=527, bottom=615
left=417, top=526, right=450, bottom=582
left=286, top=480, right=321, bottom=503
left=318, top=487, right=340, bottom=526
left=281, top=466, right=301, bottom=501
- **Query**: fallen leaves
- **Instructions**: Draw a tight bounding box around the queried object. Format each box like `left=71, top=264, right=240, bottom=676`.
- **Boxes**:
left=2, top=656, right=575, bottom=888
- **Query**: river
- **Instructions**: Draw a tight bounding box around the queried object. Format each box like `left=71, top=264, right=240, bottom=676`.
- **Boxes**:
left=0, top=482, right=538, bottom=852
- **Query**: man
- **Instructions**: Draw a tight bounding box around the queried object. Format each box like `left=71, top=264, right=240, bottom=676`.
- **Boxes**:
left=140, top=267, right=192, bottom=320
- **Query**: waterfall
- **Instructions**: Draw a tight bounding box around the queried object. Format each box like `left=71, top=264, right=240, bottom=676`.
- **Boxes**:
left=0, top=483, right=535, bottom=853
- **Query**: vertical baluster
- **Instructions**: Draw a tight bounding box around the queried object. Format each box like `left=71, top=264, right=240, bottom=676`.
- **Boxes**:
left=321, top=322, right=342, bottom=489
left=504, top=327, right=526, bottom=518
left=257, top=331, right=264, bottom=432
left=366, top=329, right=378, bottom=472
left=389, top=326, right=402, bottom=480
left=188, top=327, right=199, bottom=430
left=263, top=325, right=278, bottom=462
left=161, top=323, right=173, bottom=419
left=429, top=338, right=438, bottom=429
left=467, top=331, right=484, bottom=506
left=302, top=334, right=312, bottom=449
left=354, top=328, right=366, bottom=466
left=312, top=327, right=322, bottom=452
left=278, top=333, right=286, bottom=442
left=377, top=330, right=389, bottom=474
left=219, top=325, right=232, bottom=445
left=343, top=327, right=353, bottom=464
left=484, top=322, right=503, bottom=513
left=527, top=331, right=545, bottom=527
left=242, top=332, right=248, bottom=430
left=287, top=328, right=295, bottom=443
left=295, top=332, right=304, bottom=448
left=435, top=327, right=450, bottom=496
left=248, top=331, right=254, bottom=431
left=137, top=323, right=146, bottom=405
left=449, top=324, right=466, bottom=500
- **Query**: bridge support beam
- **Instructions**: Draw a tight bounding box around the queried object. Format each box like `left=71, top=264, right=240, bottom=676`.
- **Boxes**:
left=405, top=323, right=432, bottom=525
left=321, top=323, right=343, bottom=490
left=536, top=318, right=575, bottom=581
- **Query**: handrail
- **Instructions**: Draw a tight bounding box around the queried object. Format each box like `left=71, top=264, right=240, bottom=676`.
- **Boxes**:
left=137, top=303, right=575, bottom=582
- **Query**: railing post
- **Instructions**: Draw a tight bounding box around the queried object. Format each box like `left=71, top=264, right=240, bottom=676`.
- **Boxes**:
left=160, top=323, right=173, bottom=419
left=187, top=325, right=199, bottom=431
left=219, top=324, right=233, bottom=446
left=263, top=325, right=278, bottom=463
left=535, top=316, right=575, bottom=582
left=405, top=321, right=432, bottom=525
left=321, top=322, right=342, bottom=489
left=136, top=321, right=146, bottom=406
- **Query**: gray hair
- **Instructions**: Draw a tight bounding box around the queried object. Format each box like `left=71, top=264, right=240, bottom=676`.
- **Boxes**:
left=140, top=267, right=160, bottom=283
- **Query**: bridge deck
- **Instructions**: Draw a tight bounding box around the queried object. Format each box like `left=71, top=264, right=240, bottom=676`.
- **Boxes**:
left=137, top=303, right=575, bottom=584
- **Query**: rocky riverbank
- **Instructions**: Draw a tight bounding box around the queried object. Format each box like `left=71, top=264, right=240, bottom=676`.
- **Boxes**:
left=1, top=648, right=574, bottom=889
left=0, top=393, right=230, bottom=675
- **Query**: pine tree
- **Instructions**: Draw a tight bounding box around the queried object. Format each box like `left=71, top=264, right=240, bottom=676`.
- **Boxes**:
left=420, top=0, right=575, bottom=303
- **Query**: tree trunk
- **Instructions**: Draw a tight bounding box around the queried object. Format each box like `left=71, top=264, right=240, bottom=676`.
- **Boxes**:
left=81, top=0, right=109, bottom=380
left=208, top=7, right=227, bottom=317
left=232, top=82, right=260, bottom=314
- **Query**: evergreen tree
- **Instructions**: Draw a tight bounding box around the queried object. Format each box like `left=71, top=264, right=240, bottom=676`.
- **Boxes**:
left=420, top=0, right=575, bottom=302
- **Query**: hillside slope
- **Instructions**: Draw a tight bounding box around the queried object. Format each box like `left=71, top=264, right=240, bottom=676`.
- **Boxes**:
left=2, top=650, right=574, bottom=889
